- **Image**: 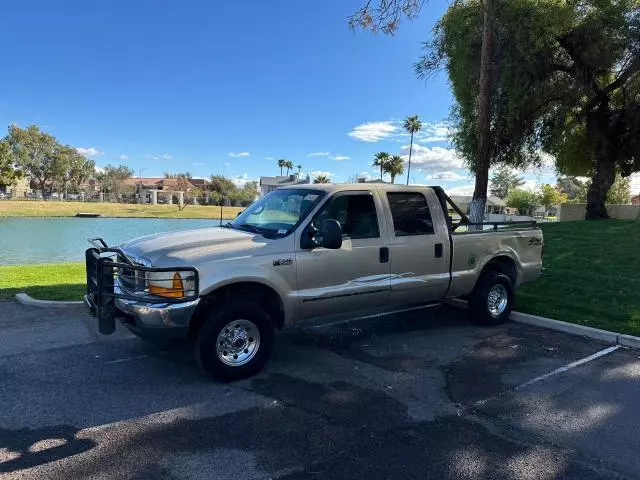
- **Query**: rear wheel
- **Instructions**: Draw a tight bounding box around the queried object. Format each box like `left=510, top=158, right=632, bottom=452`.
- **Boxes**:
left=469, top=272, right=514, bottom=326
left=194, top=299, right=274, bottom=381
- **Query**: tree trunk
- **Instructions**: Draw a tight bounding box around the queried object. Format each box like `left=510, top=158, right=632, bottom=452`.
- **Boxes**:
left=380, top=166, right=383, bottom=181
left=470, top=0, right=494, bottom=227
left=391, top=174, right=395, bottom=184
left=585, top=154, right=615, bottom=220
left=406, top=131, right=414, bottom=185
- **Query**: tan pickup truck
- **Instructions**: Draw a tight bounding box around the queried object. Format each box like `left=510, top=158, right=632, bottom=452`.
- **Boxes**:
left=85, top=184, right=543, bottom=380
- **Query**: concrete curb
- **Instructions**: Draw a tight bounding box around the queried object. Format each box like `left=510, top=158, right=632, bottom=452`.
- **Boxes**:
left=15, top=293, right=83, bottom=308
left=446, top=299, right=640, bottom=349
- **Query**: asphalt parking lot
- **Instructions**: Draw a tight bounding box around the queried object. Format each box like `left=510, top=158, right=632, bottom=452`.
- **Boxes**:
left=1, top=300, right=639, bottom=480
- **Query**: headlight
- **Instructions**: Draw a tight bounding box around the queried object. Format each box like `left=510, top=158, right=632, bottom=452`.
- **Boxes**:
left=148, top=271, right=187, bottom=298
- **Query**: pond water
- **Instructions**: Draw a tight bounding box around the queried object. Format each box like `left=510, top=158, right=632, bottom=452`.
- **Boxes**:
left=0, top=217, right=222, bottom=265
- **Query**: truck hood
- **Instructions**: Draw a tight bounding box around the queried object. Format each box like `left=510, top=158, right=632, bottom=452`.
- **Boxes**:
left=119, top=227, right=271, bottom=266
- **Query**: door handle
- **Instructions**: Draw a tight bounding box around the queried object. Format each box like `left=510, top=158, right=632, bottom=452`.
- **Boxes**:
left=434, top=243, right=443, bottom=258
left=379, top=247, right=389, bottom=263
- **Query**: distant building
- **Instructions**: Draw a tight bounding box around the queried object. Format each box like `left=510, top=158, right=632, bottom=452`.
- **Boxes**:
left=259, top=174, right=310, bottom=196
left=448, top=195, right=506, bottom=215
left=632, top=194, right=640, bottom=205
left=120, top=176, right=208, bottom=205
left=0, top=176, right=30, bottom=198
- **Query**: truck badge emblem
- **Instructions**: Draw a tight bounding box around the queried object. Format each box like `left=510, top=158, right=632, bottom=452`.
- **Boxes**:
left=273, top=258, right=293, bottom=266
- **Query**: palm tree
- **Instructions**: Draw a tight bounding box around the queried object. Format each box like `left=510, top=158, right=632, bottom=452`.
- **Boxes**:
left=385, top=155, right=405, bottom=184
left=372, top=152, right=390, bottom=181
left=403, top=115, right=422, bottom=185
left=296, top=164, right=302, bottom=175
left=313, top=175, right=330, bottom=184
left=277, top=159, right=287, bottom=175
left=285, top=160, right=294, bottom=175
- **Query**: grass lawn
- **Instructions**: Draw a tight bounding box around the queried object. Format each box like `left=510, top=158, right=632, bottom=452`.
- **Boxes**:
left=0, top=200, right=244, bottom=219
left=0, top=263, right=85, bottom=301
left=517, top=220, right=640, bottom=336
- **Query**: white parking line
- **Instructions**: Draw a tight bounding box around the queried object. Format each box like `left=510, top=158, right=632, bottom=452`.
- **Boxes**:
left=516, top=345, right=621, bottom=390
left=104, top=355, right=150, bottom=365
left=473, top=345, right=621, bottom=408
left=308, top=304, right=440, bottom=330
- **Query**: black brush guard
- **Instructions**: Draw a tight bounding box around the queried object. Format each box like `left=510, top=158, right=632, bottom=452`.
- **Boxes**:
left=85, top=238, right=199, bottom=335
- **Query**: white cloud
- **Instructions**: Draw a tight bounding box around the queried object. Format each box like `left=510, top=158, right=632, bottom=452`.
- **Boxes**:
left=330, top=155, right=350, bottom=161
left=308, top=152, right=330, bottom=157
left=427, top=171, right=466, bottom=181
left=417, top=122, right=453, bottom=143
left=401, top=144, right=464, bottom=171
left=230, top=173, right=258, bottom=188
left=94, top=165, right=105, bottom=174
left=118, top=154, right=129, bottom=160
left=445, top=184, right=475, bottom=196
left=310, top=170, right=335, bottom=178
left=76, top=147, right=104, bottom=157
left=229, top=152, right=250, bottom=158
left=265, top=157, right=274, bottom=160
left=146, top=153, right=173, bottom=161
left=192, top=162, right=205, bottom=167
left=348, top=121, right=398, bottom=142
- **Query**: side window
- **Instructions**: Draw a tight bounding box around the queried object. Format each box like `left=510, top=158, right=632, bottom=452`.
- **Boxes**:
left=314, top=193, right=380, bottom=239
left=387, top=192, right=434, bottom=236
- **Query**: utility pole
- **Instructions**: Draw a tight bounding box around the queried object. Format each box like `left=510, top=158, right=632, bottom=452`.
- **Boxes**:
left=470, top=0, right=494, bottom=226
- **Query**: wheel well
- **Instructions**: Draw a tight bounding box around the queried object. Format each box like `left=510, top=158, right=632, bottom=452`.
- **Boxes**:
left=480, top=256, right=518, bottom=285
left=189, top=282, right=285, bottom=337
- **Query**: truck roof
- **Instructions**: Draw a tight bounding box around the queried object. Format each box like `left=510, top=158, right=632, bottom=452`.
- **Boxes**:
left=282, top=183, right=434, bottom=193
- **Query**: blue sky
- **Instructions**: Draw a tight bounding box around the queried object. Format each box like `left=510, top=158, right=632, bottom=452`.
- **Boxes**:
left=4, top=0, right=634, bottom=194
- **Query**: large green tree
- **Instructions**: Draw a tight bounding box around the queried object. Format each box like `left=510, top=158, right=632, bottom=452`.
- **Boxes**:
left=6, top=125, right=62, bottom=193
left=97, top=165, right=134, bottom=196
left=0, top=139, right=22, bottom=186
left=489, top=167, right=525, bottom=199
left=58, top=146, right=95, bottom=194
left=419, top=0, right=640, bottom=220
left=506, top=188, right=540, bottom=216
left=606, top=174, right=632, bottom=204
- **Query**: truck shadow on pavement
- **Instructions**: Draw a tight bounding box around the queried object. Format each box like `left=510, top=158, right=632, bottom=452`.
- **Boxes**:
left=0, top=425, right=95, bottom=474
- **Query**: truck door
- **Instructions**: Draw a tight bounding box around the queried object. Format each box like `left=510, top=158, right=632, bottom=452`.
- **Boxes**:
left=295, top=190, right=391, bottom=319
left=383, top=189, right=451, bottom=306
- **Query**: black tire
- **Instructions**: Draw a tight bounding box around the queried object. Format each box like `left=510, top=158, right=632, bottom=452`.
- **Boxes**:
left=194, top=299, right=274, bottom=381
left=469, top=272, right=514, bottom=326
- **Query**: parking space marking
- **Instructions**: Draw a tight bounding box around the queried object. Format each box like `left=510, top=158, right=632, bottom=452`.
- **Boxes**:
left=104, top=355, right=150, bottom=365
left=308, top=304, right=440, bottom=330
left=516, top=345, right=621, bottom=390
left=472, top=345, right=621, bottom=409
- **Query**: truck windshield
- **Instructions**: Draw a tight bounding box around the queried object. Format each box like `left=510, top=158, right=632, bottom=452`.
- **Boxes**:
left=229, top=189, right=325, bottom=237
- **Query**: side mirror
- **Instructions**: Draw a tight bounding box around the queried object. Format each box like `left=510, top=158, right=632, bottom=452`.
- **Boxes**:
left=321, top=219, right=342, bottom=249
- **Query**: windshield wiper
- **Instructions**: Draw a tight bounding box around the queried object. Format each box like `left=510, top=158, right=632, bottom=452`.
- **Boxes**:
left=237, top=223, right=271, bottom=236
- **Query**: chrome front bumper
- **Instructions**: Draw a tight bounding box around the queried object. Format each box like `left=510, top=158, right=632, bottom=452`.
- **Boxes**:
left=113, top=277, right=200, bottom=338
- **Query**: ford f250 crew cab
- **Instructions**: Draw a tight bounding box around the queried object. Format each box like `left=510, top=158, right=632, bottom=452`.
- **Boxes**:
left=85, top=184, right=543, bottom=381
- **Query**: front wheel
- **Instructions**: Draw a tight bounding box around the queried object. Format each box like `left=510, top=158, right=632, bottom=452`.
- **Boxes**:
left=194, top=300, right=274, bottom=381
left=469, top=272, right=514, bottom=326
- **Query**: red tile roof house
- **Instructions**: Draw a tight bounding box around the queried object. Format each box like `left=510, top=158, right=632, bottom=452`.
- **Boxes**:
left=120, top=177, right=207, bottom=205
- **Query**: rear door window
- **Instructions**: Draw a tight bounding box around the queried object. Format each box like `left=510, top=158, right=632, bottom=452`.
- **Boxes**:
left=387, top=192, right=434, bottom=236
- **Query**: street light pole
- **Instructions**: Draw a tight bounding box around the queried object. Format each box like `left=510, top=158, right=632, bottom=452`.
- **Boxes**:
left=138, top=168, right=146, bottom=204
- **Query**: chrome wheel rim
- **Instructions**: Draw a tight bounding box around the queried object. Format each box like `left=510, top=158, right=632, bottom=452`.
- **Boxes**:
left=487, top=284, right=508, bottom=317
left=216, top=319, right=260, bottom=367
